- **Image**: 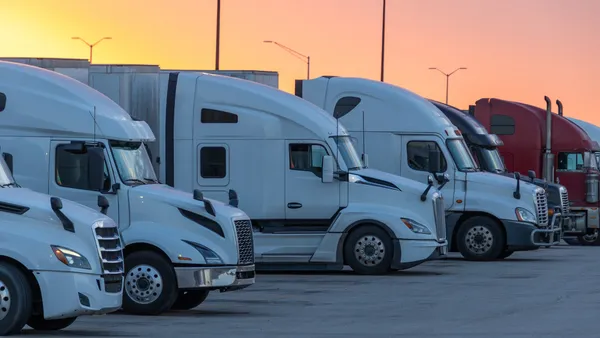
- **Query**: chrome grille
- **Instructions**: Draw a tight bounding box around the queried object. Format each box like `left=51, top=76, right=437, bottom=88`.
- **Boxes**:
left=432, top=193, right=447, bottom=241
left=234, top=219, right=255, bottom=265
left=535, top=189, right=549, bottom=226
left=93, top=221, right=124, bottom=293
left=560, top=187, right=570, bottom=215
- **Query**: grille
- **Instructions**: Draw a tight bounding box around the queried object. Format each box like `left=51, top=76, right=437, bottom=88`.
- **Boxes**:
left=535, top=189, right=549, bottom=226
left=234, top=219, right=255, bottom=265
left=432, top=193, right=447, bottom=241
left=93, top=221, right=124, bottom=293
left=560, top=187, right=570, bottom=215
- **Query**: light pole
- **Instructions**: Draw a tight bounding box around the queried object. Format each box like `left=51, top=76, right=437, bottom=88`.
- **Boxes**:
left=71, top=37, right=112, bottom=63
left=428, top=67, right=467, bottom=104
left=380, top=0, right=386, bottom=82
left=215, top=0, right=221, bottom=70
left=263, top=40, right=310, bottom=80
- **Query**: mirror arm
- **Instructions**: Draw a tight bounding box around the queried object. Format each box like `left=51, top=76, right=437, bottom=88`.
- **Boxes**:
left=420, top=183, right=433, bottom=201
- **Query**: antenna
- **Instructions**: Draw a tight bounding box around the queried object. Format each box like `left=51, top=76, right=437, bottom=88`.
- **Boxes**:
left=336, top=115, right=341, bottom=208
left=93, top=106, right=97, bottom=142
left=362, top=110, right=366, bottom=166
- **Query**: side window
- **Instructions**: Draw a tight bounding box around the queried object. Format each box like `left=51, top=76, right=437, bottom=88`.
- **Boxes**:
left=200, top=146, right=227, bottom=178
left=490, top=114, right=515, bottom=135
left=201, top=109, right=238, bottom=123
left=557, top=152, right=584, bottom=171
left=289, top=144, right=329, bottom=172
left=406, top=141, right=447, bottom=172
left=333, top=96, right=361, bottom=119
left=55, top=145, right=111, bottom=191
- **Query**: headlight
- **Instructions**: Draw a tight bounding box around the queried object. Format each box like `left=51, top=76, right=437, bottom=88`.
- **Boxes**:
left=401, top=218, right=432, bottom=235
left=50, top=245, right=91, bottom=270
left=515, top=207, right=537, bottom=223
left=182, top=240, right=223, bottom=264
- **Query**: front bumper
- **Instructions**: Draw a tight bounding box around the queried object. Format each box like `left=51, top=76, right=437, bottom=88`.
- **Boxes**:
left=502, top=214, right=561, bottom=249
left=175, top=264, right=255, bottom=292
left=34, top=271, right=122, bottom=320
left=396, top=239, right=447, bottom=262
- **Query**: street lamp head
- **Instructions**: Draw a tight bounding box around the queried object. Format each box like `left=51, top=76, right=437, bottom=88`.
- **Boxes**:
left=460, top=67, right=467, bottom=70
left=71, top=37, right=81, bottom=40
left=263, top=40, right=273, bottom=44
left=103, top=37, right=113, bottom=40
left=428, top=67, right=437, bottom=70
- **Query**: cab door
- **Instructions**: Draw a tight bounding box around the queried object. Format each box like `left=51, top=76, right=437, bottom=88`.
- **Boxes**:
left=48, top=140, right=120, bottom=223
left=400, top=135, right=460, bottom=210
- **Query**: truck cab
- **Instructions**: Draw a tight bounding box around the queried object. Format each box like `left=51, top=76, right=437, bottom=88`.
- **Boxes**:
left=296, top=76, right=560, bottom=261
left=0, top=147, right=123, bottom=334
left=0, top=61, right=255, bottom=316
left=430, top=99, right=568, bottom=242
left=469, top=97, right=596, bottom=245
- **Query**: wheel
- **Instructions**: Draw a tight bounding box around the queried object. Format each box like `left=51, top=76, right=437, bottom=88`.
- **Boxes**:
left=577, top=230, right=600, bottom=246
left=26, top=316, right=77, bottom=331
left=0, top=263, right=33, bottom=335
left=171, top=290, right=210, bottom=310
left=343, top=225, right=393, bottom=275
left=122, top=251, right=178, bottom=315
left=497, top=250, right=514, bottom=259
left=563, top=238, right=580, bottom=246
left=456, top=216, right=505, bottom=261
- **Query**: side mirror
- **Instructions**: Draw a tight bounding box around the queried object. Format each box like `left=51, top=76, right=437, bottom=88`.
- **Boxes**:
left=443, top=173, right=450, bottom=182
left=87, top=147, right=105, bottom=191
left=97, top=195, right=109, bottom=215
left=428, top=148, right=442, bottom=173
left=50, top=196, right=63, bottom=210
left=193, top=189, right=204, bottom=201
left=361, top=153, right=369, bottom=167
left=228, top=189, right=239, bottom=208
left=2, top=153, right=13, bottom=175
left=322, top=155, right=334, bottom=183
left=514, top=172, right=521, bottom=180
left=527, top=170, right=536, bottom=181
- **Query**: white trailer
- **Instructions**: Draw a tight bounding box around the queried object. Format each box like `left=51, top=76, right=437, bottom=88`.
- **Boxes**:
left=0, top=149, right=123, bottom=334
left=163, top=69, right=279, bottom=88
left=0, top=61, right=255, bottom=316
left=295, top=76, right=560, bottom=261
left=84, top=65, right=448, bottom=275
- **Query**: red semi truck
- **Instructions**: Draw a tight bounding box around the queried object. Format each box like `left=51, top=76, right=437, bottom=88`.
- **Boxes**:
left=468, top=97, right=598, bottom=245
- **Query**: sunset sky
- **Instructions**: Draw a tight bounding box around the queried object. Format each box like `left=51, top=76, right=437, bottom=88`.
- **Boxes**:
left=1, top=0, right=598, bottom=123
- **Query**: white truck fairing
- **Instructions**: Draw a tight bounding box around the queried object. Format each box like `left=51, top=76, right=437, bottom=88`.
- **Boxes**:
left=0, top=153, right=122, bottom=334
left=0, top=61, right=254, bottom=316
left=96, top=69, right=447, bottom=275
left=296, top=76, right=560, bottom=261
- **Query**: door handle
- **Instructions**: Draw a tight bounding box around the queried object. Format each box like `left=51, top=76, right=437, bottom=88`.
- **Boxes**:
left=287, top=202, right=302, bottom=209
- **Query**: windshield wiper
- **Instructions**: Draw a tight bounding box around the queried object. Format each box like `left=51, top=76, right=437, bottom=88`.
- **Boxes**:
left=123, top=178, right=147, bottom=185
left=0, top=182, right=19, bottom=188
left=142, top=177, right=160, bottom=183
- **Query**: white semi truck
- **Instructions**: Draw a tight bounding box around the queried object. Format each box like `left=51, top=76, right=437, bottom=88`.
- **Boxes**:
left=0, top=149, right=123, bottom=334
left=295, top=76, right=561, bottom=261
left=0, top=61, right=255, bottom=316
left=84, top=64, right=447, bottom=275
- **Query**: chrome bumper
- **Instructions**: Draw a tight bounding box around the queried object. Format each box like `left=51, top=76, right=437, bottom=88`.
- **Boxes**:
left=175, top=264, right=255, bottom=292
left=531, top=212, right=562, bottom=246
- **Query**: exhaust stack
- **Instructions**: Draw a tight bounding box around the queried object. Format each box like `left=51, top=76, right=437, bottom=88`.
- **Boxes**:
left=542, top=96, right=554, bottom=183
left=556, top=99, right=563, bottom=116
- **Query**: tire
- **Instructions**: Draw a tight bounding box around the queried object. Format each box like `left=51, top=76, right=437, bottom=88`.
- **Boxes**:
left=577, top=230, right=600, bottom=246
left=343, top=225, right=393, bottom=275
left=0, top=263, right=33, bottom=336
left=171, top=290, right=210, bottom=310
left=122, top=251, right=178, bottom=315
left=26, top=316, right=77, bottom=331
left=497, top=250, right=514, bottom=259
left=456, top=216, right=505, bottom=261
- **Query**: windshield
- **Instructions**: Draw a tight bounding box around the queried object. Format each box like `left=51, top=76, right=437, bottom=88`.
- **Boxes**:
left=479, top=148, right=506, bottom=173
left=0, top=157, right=17, bottom=187
left=331, top=136, right=364, bottom=171
left=110, top=141, right=158, bottom=185
left=447, top=139, right=478, bottom=172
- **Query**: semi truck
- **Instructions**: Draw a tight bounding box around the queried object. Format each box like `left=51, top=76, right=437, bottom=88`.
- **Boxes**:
left=567, top=117, right=600, bottom=166
left=0, top=149, right=123, bottom=334
left=295, top=76, right=560, bottom=261
left=466, top=97, right=600, bottom=245
left=429, top=100, right=568, bottom=244
left=163, top=69, right=279, bottom=88
left=0, top=60, right=255, bottom=315
left=84, top=64, right=448, bottom=275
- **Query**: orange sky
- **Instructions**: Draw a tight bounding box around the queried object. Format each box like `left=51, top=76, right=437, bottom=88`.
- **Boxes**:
left=1, top=0, right=598, bottom=123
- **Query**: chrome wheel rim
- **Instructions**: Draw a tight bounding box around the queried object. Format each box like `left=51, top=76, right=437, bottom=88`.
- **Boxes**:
left=125, top=265, right=163, bottom=305
left=354, top=235, right=386, bottom=266
left=465, top=225, right=494, bottom=254
left=0, top=280, right=10, bottom=320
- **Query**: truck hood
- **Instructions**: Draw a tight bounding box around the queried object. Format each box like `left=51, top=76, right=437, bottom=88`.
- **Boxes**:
left=351, top=168, right=435, bottom=197
left=131, top=184, right=247, bottom=219
left=468, top=171, right=538, bottom=195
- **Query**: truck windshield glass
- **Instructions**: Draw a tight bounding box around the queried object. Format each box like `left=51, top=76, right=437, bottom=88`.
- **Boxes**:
left=480, top=148, right=506, bottom=173
left=447, top=139, right=478, bottom=171
left=331, top=136, right=364, bottom=170
left=110, top=141, right=158, bottom=185
left=0, top=157, right=17, bottom=188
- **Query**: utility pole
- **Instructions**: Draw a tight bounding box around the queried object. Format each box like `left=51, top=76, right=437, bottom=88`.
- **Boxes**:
left=380, top=0, right=386, bottom=82
left=215, top=0, right=221, bottom=70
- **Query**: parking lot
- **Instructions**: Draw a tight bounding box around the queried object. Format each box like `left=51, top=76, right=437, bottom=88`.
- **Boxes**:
left=24, top=244, right=600, bottom=337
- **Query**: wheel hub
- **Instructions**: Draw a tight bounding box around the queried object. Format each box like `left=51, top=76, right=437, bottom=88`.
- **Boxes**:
left=465, top=225, right=494, bottom=254
left=125, top=264, right=163, bottom=305
left=0, top=280, right=10, bottom=321
left=583, top=230, right=599, bottom=242
left=354, top=235, right=385, bottom=266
